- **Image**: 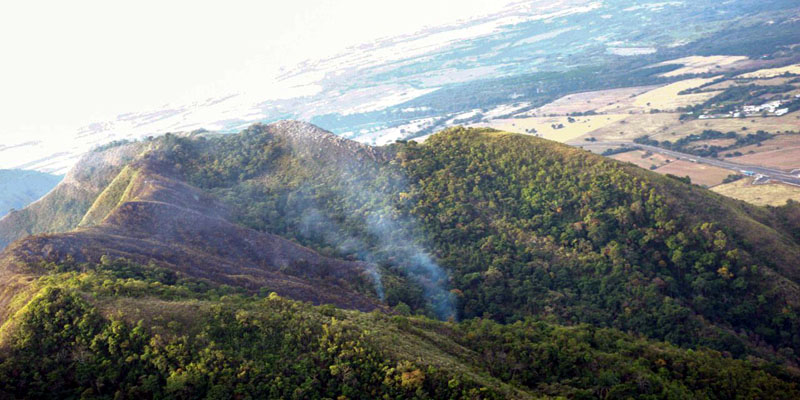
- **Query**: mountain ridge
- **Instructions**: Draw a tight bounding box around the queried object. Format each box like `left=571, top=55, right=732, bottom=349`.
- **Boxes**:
left=2, top=121, right=800, bottom=397
left=0, top=127, right=385, bottom=318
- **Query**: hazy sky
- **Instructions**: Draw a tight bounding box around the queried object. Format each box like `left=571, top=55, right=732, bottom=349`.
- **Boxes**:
left=0, top=0, right=514, bottom=143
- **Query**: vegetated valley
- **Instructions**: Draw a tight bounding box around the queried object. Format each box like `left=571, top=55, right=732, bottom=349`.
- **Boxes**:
left=1, top=121, right=800, bottom=398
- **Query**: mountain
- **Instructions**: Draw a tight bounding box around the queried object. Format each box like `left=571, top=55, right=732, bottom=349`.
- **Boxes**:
left=0, top=170, right=61, bottom=218
left=0, top=143, right=147, bottom=249
left=1, top=121, right=800, bottom=398
left=0, top=126, right=381, bottom=317
left=4, top=0, right=800, bottom=174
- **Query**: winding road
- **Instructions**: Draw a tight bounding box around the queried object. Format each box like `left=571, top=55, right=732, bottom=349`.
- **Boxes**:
left=569, top=141, right=800, bottom=186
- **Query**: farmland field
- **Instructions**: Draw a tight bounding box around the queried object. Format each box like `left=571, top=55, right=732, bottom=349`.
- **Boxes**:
left=526, top=86, right=658, bottom=116
left=724, top=134, right=800, bottom=171
left=653, top=56, right=750, bottom=77
left=737, top=63, right=800, bottom=78
left=575, top=110, right=800, bottom=143
left=705, top=76, right=798, bottom=90
left=687, top=138, right=738, bottom=149
left=611, top=150, right=673, bottom=170
left=488, top=114, right=629, bottom=143
left=632, top=77, right=722, bottom=111
left=712, top=179, right=800, bottom=206
left=670, top=112, right=800, bottom=135
left=654, top=160, right=736, bottom=187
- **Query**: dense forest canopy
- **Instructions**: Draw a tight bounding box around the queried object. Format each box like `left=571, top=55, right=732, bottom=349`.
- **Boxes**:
left=2, top=258, right=799, bottom=399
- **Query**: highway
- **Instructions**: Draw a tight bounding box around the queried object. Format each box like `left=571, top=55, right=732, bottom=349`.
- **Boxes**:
left=569, top=141, right=800, bottom=186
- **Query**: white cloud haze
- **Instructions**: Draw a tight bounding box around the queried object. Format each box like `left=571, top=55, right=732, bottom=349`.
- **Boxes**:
left=0, top=0, right=514, bottom=144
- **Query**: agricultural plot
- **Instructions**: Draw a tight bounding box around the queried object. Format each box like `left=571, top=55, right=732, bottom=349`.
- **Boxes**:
left=674, top=111, right=800, bottom=134
left=632, top=77, right=722, bottom=111
left=525, top=86, right=658, bottom=116
left=610, top=150, right=673, bottom=170
left=653, top=56, right=750, bottom=77
left=724, top=134, right=800, bottom=171
left=513, top=56, right=800, bottom=205
left=705, top=76, right=798, bottom=90
left=686, top=138, right=738, bottom=149
left=579, top=110, right=800, bottom=143
left=578, top=113, right=685, bottom=142
left=654, top=160, right=735, bottom=187
left=712, top=178, right=800, bottom=206
left=737, top=63, right=800, bottom=79
left=489, top=114, right=628, bottom=143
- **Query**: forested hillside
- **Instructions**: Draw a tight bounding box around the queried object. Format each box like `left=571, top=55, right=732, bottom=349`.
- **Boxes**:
left=398, top=130, right=800, bottom=359
left=1, top=122, right=799, bottom=398
left=1, top=259, right=798, bottom=399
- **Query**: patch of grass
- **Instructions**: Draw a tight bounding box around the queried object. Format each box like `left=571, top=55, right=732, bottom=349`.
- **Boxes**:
left=79, top=166, right=139, bottom=227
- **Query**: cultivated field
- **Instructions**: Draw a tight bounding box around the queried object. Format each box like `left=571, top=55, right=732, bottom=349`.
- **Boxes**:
left=579, top=110, right=800, bottom=143
left=674, top=111, right=800, bottom=134
left=489, top=114, right=629, bottom=143
left=687, top=138, right=738, bottom=149
left=737, top=63, right=800, bottom=79
left=632, top=77, right=721, bottom=111
left=611, top=150, right=673, bottom=170
left=724, top=134, right=800, bottom=171
left=654, top=160, right=735, bottom=187
left=578, top=113, right=685, bottom=141
left=526, top=86, right=658, bottom=115
left=653, top=56, right=749, bottom=77
left=712, top=179, right=800, bottom=206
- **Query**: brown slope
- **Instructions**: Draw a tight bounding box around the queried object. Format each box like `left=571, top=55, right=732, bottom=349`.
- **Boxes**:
left=0, top=154, right=383, bottom=315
